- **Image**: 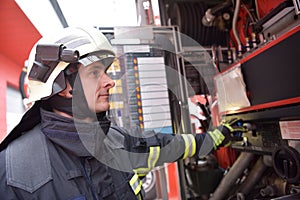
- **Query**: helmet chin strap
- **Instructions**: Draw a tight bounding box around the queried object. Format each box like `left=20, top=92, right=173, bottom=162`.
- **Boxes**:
left=45, top=92, right=110, bottom=134
left=46, top=95, right=74, bottom=116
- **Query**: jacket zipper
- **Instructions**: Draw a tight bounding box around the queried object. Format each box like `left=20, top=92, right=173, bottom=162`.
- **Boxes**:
left=80, top=158, right=100, bottom=200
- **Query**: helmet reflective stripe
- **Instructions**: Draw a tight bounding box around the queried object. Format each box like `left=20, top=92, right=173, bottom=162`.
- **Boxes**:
left=56, top=36, right=91, bottom=50
left=55, top=34, right=82, bottom=44
left=79, top=52, right=115, bottom=67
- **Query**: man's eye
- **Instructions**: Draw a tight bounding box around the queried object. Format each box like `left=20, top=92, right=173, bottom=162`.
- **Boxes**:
left=90, top=70, right=100, bottom=77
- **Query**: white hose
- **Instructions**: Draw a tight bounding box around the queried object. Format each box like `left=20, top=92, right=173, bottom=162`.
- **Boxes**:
left=232, top=0, right=242, bottom=53
left=255, top=0, right=261, bottom=19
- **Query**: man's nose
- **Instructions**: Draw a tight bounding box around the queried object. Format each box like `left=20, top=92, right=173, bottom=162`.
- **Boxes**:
left=102, top=74, right=115, bottom=88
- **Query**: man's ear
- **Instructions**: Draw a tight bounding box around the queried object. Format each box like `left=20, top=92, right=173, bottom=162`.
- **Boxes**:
left=58, top=80, right=73, bottom=98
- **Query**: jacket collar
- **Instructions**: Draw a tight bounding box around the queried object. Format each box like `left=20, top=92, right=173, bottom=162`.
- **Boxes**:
left=40, top=108, right=111, bottom=157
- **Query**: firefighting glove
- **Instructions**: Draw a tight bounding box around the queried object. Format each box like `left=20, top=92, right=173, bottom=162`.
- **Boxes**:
left=208, top=118, right=247, bottom=149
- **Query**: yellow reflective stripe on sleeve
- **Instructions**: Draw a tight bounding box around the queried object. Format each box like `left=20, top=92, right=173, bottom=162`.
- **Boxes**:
left=182, top=134, right=196, bottom=159
left=188, top=134, right=196, bottom=157
left=148, top=146, right=160, bottom=169
left=129, top=173, right=143, bottom=195
left=182, top=134, right=189, bottom=159
left=134, top=146, right=161, bottom=176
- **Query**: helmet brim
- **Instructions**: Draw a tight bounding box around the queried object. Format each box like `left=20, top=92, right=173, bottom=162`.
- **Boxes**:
left=78, top=50, right=115, bottom=69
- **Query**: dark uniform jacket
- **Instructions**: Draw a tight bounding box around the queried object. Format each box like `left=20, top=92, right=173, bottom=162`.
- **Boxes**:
left=0, top=109, right=212, bottom=199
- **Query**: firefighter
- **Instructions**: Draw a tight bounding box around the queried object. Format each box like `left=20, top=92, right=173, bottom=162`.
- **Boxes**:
left=0, top=27, right=245, bottom=199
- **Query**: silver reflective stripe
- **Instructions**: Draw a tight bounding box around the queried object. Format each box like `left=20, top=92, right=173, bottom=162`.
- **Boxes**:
left=55, top=35, right=91, bottom=49
left=187, top=134, right=196, bottom=157
left=132, top=180, right=139, bottom=193
left=55, top=35, right=78, bottom=44
left=182, top=134, right=196, bottom=159
left=129, top=173, right=142, bottom=195
left=79, top=54, right=115, bottom=66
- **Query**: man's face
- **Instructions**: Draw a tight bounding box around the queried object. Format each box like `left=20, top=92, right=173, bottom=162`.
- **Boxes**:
left=78, top=61, right=115, bottom=113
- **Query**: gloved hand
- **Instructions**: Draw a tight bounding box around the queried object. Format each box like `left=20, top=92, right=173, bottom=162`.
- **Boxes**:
left=208, top=118, right=247, bottom=149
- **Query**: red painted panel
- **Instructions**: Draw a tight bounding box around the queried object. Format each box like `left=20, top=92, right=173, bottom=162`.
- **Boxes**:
left=0, top=78, right=6, bottom=139
left=0, top=0, right=41, bottom=68
left=256, top=0, right=287, bottom=19
left=0, top=53, right=22, bottom=141
left=0, top=0, right=41, bottom=141
left=223, top=96, right=300, bottom=115
left=167, top=163, right=180, bottom=199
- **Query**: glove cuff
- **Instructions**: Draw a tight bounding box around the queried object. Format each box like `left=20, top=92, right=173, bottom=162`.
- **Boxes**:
left=208, top=129, right=225, bottom=149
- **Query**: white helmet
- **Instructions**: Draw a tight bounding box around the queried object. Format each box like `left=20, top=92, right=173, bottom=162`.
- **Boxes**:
left=26, top=26, right=115, bottom=104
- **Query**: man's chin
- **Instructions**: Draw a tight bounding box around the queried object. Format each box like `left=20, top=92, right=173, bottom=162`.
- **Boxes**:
left=94, top=105, right=109, bottom=113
